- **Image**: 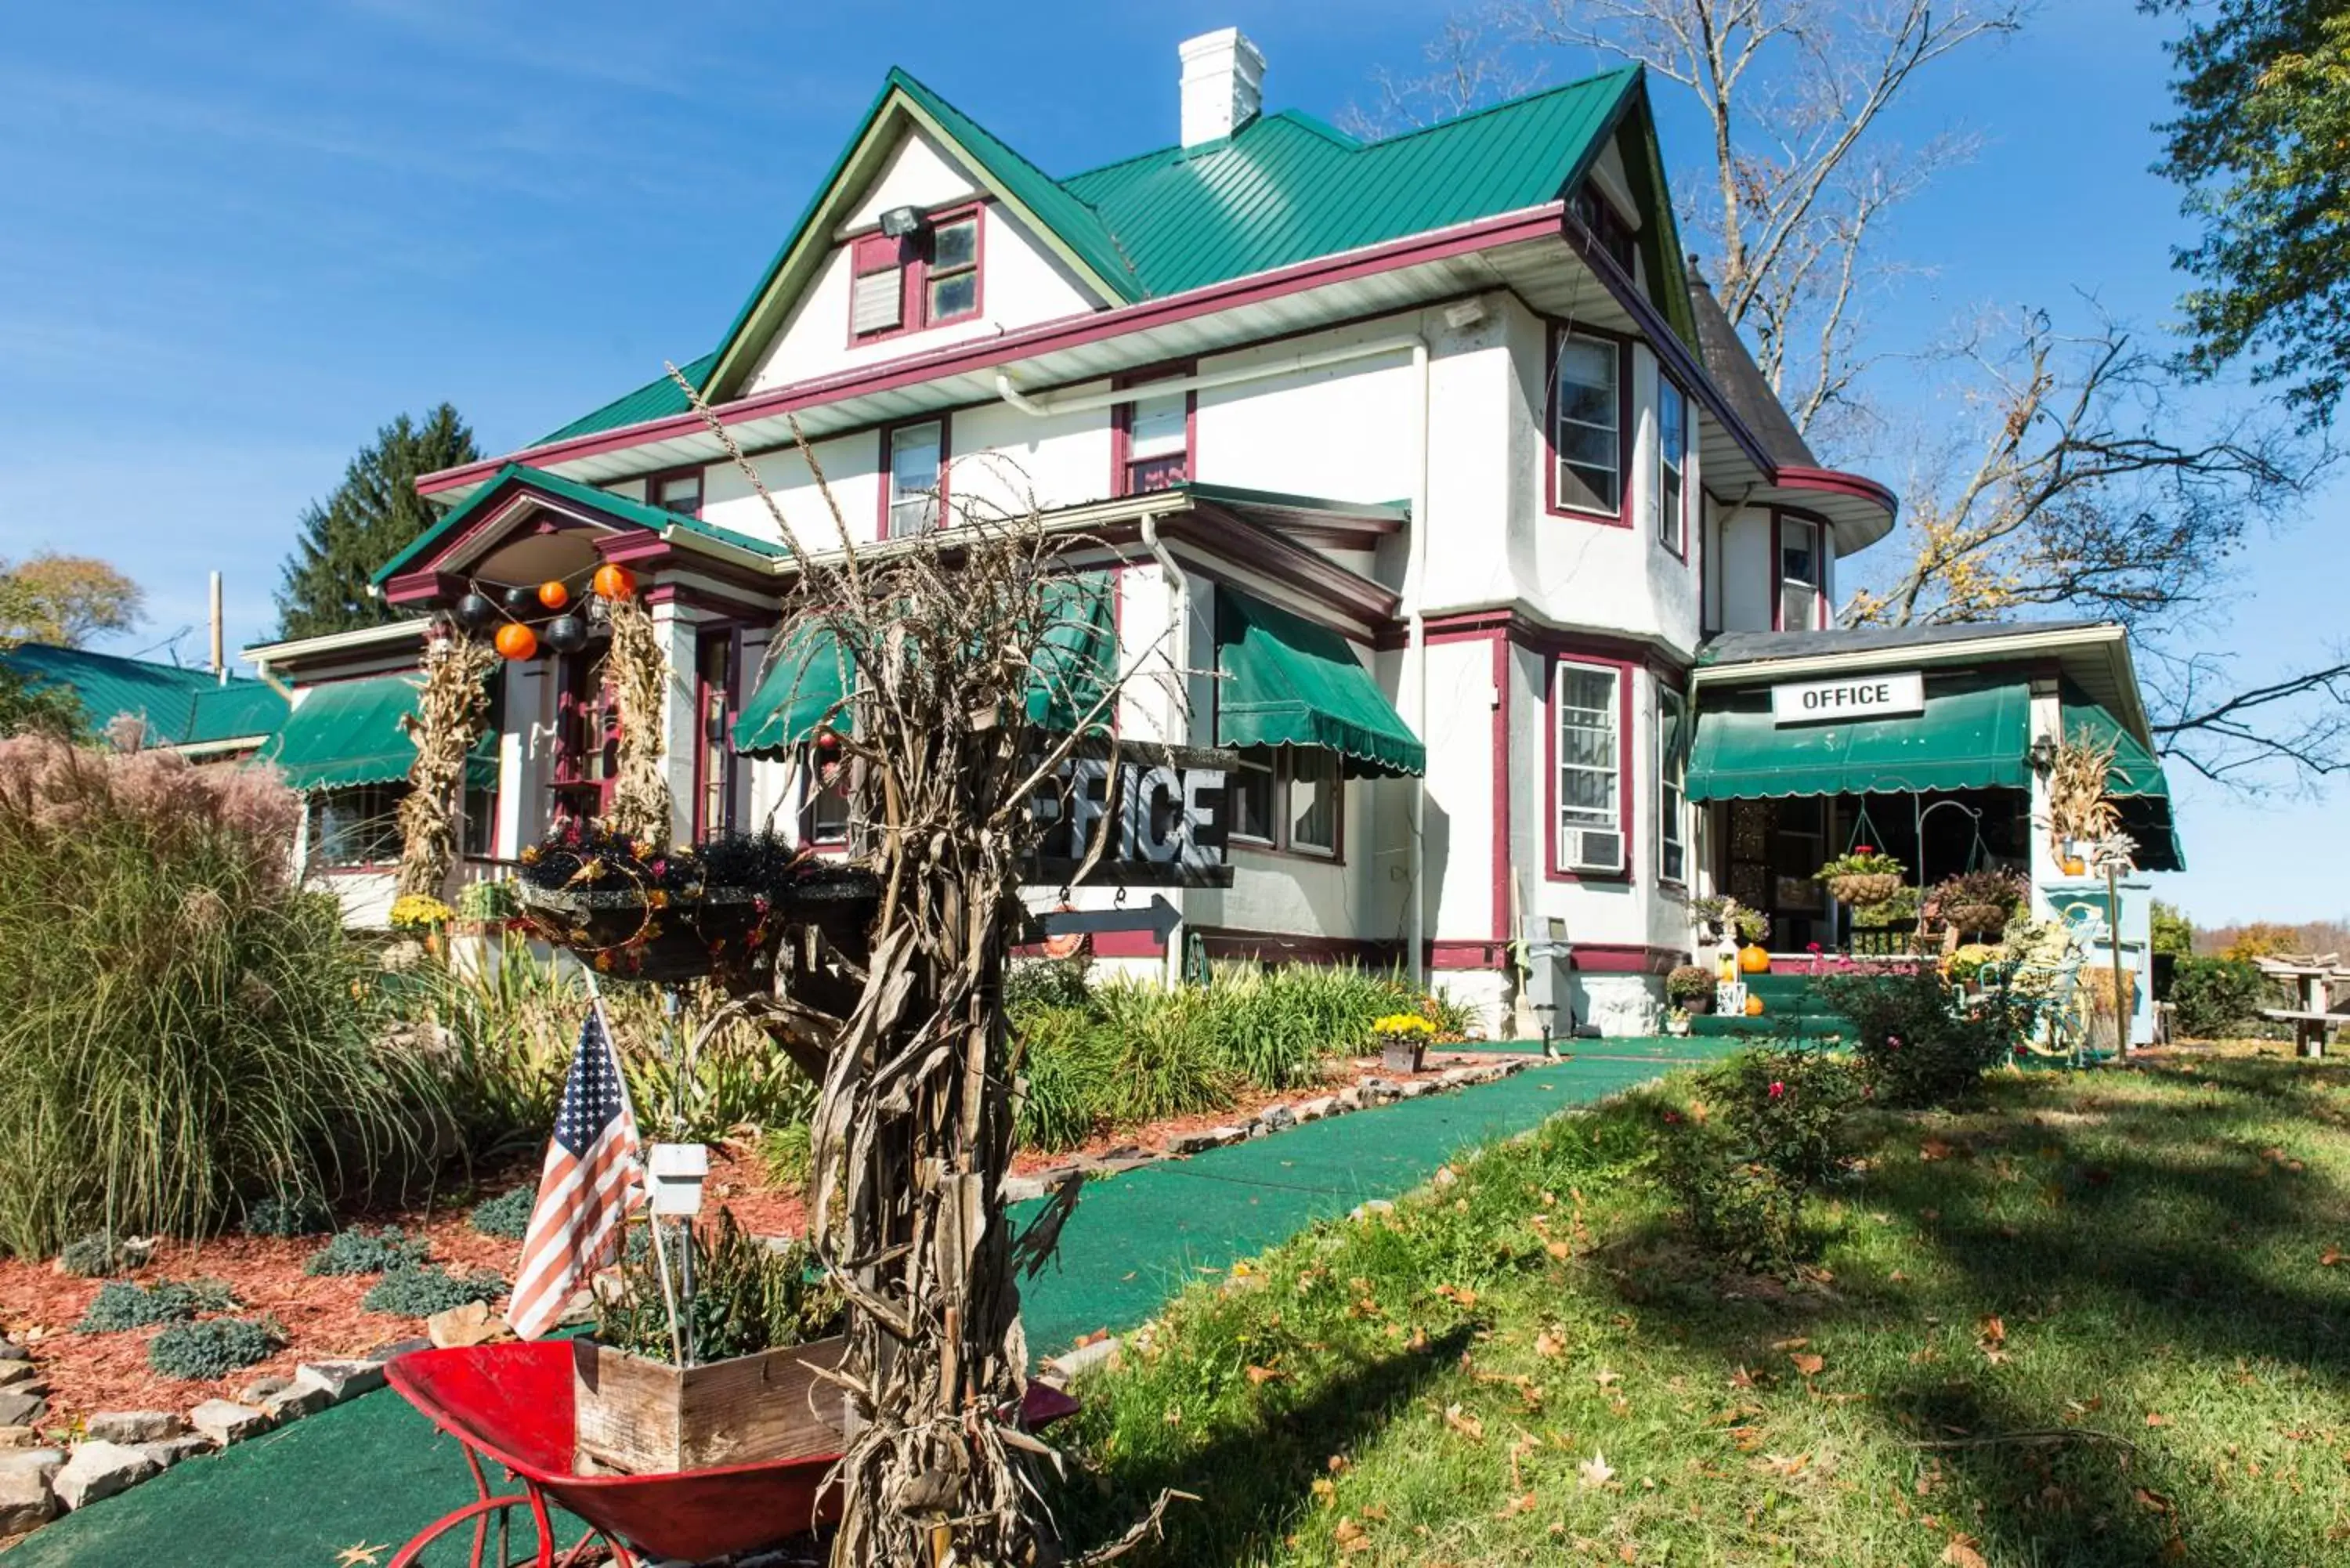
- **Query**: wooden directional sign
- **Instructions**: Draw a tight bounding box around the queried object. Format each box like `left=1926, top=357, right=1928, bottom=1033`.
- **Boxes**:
left=1020, top=894, right=1184, bottom=945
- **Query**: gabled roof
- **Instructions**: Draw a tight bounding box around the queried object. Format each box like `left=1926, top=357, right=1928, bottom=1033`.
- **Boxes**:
left=0, top=643, right=286, bottom=749
left=589, top=63, right=1656, bottom=426
left=371, top=462, right=790, bottom=589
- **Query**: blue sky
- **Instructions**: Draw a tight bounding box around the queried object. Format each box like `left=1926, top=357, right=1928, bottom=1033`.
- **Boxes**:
left=0, top=1, right=2338, bottom=925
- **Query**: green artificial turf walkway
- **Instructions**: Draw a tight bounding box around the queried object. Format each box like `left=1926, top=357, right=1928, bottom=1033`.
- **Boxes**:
left=14, top=1040, right=1733, bottom=1566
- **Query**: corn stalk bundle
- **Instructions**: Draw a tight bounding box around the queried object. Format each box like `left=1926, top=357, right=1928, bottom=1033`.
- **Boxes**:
left=2046, top=733, right=2120, bottom=858
left=604, top=595, right=674, bottom=847
left=396, top=631, right=497, bottom=899
left=671, top=368, right=1178, bottom=1566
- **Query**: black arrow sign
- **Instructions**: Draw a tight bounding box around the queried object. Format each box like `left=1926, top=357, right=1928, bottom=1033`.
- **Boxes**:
left=1025, top=894, right=1183, bottom=943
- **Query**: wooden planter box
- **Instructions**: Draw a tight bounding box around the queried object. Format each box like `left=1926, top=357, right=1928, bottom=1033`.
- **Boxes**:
left=572, top=1335, right=849, bottom=1476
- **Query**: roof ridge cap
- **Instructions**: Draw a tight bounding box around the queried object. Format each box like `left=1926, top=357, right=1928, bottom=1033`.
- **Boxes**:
left=1346, top=63, right=1641, bottom=151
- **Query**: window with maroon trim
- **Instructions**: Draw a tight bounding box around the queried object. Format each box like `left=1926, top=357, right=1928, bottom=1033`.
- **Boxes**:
left=1657, top=686, right=1688, bottom=883
left=1778, top=518, right=1824, bottom=630
left=1654, top=377, right=1688, bottom=554
left=1553, top=661, right=1626, bottom=875
left=653, top=470, right=703, bottom=518
left=1113, top=377, right=1193, bottom=496
left=1572, top=185, right=1638, bottom=274
left=884, top=420, right=945, bottom=537
left=848, top=205, right=982, bottom=342
left=1228, top=747, right=1339, bottom=858
left=1549, top=331, right=1625, bottom=518
left=800, top=743, right=851, bottom=847
left=551, top=649, right=618, bottom=822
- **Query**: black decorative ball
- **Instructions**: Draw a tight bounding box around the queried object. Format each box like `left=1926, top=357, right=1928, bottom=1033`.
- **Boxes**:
left=454, top=593, right=497, bottom=631
left=501, top=586, right=537, bottom=613
left=543, top=614, right=588, bottom=653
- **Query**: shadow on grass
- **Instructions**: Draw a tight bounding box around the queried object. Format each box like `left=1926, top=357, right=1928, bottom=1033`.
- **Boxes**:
left=1606, top=1062, right=2350, bottom=1566
left=1055, top=1324, right=1475, bottom=1567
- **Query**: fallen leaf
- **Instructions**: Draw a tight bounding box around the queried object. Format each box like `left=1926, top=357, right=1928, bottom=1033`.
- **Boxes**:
left=1770, top=1337, right=1811, bottom=1351
left=1578, top=1451, right=1615, bottom=1488
left=2145, top=1412, right=2171, bottom=1428
left=1921, top=1137, right=1958, bottom=1162
left=1435, top=1283, right=1478, bottom=1307
left=1941, top=1540, right=1988, bottom=1568
left=1534, top=1330, right=1567, bottom=1360
left=1789, top=1352, right=1826, bottom=1377
left=2321, top=1247, right=2344, bottom=1267
left=1495, top=1491, right=1539, bottom=1518
left=1246, top=1364, right=1286, bottom=1386
left=1594, top=1369, right=1622, bottom=1388
left=1444, top=1404, right=1486, bottom=1442
left=1311, top=1477, right=1337, bottom=1508
left=336, top=1547, right=388, bottom=1568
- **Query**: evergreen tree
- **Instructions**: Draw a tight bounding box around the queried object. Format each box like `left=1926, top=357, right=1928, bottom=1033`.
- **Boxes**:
left=274, top=405, right=481, bottom=638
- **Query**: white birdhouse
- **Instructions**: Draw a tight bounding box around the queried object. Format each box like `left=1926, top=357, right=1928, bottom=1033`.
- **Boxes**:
left=647, top=1143, right=710, bottom=1218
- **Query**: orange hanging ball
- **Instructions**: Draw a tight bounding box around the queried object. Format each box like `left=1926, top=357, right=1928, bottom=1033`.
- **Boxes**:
left=537, top=580, right=570, bottom=610
left=592, top=563, right=637, bottom=601
left=494, top=622, right=540, bottom=661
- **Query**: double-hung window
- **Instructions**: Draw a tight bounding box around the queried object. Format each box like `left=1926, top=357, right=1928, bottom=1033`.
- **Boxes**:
left=1227, top=748, right=1339, bottom=858
left=1654, top=378, right=1687, bottom=551
left=1657, top=687, right=1687, bottom=883
left=1554, top=662, right=1625, bottom=875
left=925, top=214, right=980, bottom=323
left=1779, top=518, right=1824, bottom=630
left=849, top=208, right=982, bottom=341
left=1115, top=372, right=1193, bottom=495
left=1553, top=332, right=1622, bottom=516
left=886, top=421, right=945, bottom=537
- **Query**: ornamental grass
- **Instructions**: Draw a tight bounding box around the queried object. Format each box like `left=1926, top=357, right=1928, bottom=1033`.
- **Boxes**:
left=0, top=734, right=453, bottom=1258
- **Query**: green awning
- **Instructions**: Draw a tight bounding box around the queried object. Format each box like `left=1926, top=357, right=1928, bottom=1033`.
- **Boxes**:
left=2060, top=686, right=2186, bottom=872
left=732, top=624, right=853, bottom=757
left=1686, top=674, right=2032, bottom=802
left=259, top=675, right=496, bottom=794
left=1215, top=590, right=1425, bottom=779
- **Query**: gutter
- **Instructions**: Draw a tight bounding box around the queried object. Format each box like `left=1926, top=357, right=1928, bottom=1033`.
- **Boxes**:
left=993, top=331, right=1429, bottom=419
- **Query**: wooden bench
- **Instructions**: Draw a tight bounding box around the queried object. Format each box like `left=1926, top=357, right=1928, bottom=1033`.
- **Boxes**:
left=2260, top=1009, right=2348, bottom=1060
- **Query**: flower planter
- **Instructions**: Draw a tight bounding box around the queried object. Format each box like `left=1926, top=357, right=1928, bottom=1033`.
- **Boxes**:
left=1825, top=873, right=1905, bottom=906
left=1380, top=1040, right=1427, bottom=1075
left=517, top=870, right=878, bottom=984
left=1946, top=903, right=2012, bottom=937
left=572, top=1334, right=849, bottom=1476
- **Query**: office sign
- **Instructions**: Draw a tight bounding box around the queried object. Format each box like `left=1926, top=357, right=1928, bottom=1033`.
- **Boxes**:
left=1028, top=750, right=1234, bottom=887
left=1770, top=670, right=1925, bottom=726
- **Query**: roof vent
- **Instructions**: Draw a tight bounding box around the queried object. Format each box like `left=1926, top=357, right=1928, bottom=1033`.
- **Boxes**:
left=1179, top=28, right=1265, bottom=147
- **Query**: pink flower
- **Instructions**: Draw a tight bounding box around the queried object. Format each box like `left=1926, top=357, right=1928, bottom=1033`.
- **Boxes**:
left=1768, top=1081, right=1786, bottom=1099
left=1807, top=941, right=1822, bottom=954
left=1662, top=1111, right=1683, bottom=1125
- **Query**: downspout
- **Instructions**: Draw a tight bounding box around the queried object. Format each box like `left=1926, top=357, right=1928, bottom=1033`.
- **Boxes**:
left=1140, top=511, right=1187, bottom=987
left=1404, top=338, right=1430, bottom=989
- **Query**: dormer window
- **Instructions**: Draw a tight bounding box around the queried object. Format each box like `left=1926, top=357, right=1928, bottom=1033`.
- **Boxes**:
left=849, top=205, right=984, bottom=342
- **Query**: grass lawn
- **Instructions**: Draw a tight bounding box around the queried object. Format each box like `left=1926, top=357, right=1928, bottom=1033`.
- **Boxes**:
left=1056, top=1050, right=2350, bottom=1566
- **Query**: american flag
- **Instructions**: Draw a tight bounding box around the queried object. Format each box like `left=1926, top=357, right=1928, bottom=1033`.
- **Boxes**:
left=504, top=1001, right=644, bottom=1340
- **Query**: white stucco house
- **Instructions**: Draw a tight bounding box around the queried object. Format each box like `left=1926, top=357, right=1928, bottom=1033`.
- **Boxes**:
left=244, top=30, right=2179, bottom=1039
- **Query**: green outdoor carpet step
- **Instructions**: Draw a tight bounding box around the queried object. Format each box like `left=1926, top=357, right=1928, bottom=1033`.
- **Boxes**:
left=10, top=1046, right=1730, bottom=1568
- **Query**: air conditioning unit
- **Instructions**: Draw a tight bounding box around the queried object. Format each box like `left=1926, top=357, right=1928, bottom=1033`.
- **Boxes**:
left=1560, top=826, right=1624, bottom=874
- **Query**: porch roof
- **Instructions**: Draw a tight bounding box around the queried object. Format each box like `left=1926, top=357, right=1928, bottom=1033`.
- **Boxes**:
left=1685, top=674, right=2034, bottom=803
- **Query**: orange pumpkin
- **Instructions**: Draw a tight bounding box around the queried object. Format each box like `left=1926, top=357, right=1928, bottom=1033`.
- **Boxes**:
left=1744, top=994, right=1766, bottom=1017
left=1738, top=943, right=1770, bottom=974
left=494, top=622, right=539, bottom=661
left=592, top=563, right=637, bottom=601
left=537, top=580, right=570, bottom=610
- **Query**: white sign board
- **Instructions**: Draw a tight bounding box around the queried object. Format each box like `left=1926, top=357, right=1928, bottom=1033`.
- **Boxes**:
left=1770, top=670, right=1925, bottom=726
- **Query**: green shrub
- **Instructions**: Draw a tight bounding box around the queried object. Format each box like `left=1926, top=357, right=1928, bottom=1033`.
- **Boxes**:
left=58, top=1231, right=129, bottom=1277
left=1652, top=1047, right=1860, bottom=1273
left=304, top=1226, right=428, bottom=1277
left=468, top=1185, right=536, bottom=1241
left=1666, top=966, right=1716, bottom=1006
left=595, top=1211, right=841, bottom=1365
left=362, top=1265, right=505, bottom=1317
left=376, top=931, right=578, bottom=1157
left=1003, top=954, right=1093, bottom=1011
left=146, top=1317, right=279, bottom=1380
left=76, top=1277, right=235, bottom=1334
left=603, top=979, right=818, bottom=1144
left=757, top=1123, right=813, bottom=1194
left=0, top=735, right=455, bottom=1256
left=243, top=1192, right=332, bottom=1238
left=1817, top=964, right=2019, bottom=1107
left=2169, top=956, right=2276, bottom=1040
left=1011, top=1003, right=1112, bottom=1150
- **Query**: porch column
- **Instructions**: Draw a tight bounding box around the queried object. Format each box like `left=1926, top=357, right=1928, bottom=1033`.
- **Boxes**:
left=650, top=596, right=701, bottom=846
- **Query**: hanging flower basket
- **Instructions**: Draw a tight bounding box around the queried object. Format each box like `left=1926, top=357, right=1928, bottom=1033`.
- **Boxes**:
left=1946, top=902, right=2012, bottom=937
left=1826, top=872, right=1906, bottom=906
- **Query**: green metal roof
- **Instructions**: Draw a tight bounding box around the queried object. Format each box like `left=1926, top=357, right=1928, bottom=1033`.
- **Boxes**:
left=546, top=64, right=1655, bottom=437
left=258, top=675, right=496, bottom=794
left=1686, top=675, right=2034, bottom=803
left=1214, top=588, right=1425, bottom=779
left=372, top=462, right=789, bottom=589
left=0, top=643, right=285, bottom=747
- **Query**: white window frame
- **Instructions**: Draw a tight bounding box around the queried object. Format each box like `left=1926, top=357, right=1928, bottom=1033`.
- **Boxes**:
left=1553, top=661, right=1624, bottom=874
left=1227, top=747, right=1340, bottom=859
left=1654, top=378, right=1687, bottom=551
left=1657, top=687, right=1687, bottom=884
left=1778, top=517, right=1824, bottom=630
left=1552, top=331, right=1622, bottom=517
left=888, top=421, right=943, bottom=537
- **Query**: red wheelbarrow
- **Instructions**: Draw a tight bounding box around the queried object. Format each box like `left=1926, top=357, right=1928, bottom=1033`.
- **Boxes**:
left=385, top=1342, right=1079, bottom=1566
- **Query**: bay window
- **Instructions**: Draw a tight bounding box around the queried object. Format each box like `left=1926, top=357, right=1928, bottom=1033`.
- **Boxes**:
left=1553, top=661, right=1625, bottom=875
left=1657, top=688, right=1687, bottom=883
left=1654, top=378, right=1687, bottom=551
left=1551, top=331, right=1623, bottom=517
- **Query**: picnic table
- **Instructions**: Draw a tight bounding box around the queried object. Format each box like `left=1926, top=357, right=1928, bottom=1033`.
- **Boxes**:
left=2255, top=953, right=2350, bottom=1059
